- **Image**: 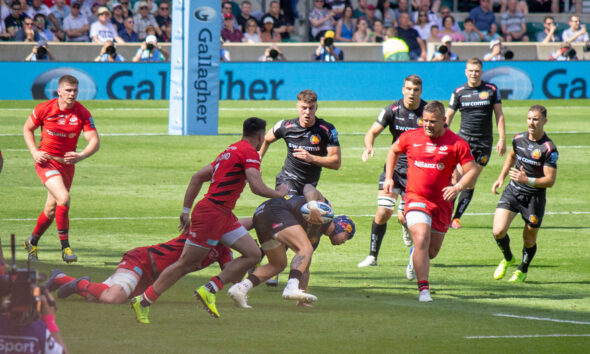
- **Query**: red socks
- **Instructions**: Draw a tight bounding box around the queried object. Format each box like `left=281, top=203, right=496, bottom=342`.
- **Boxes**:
left=141, top=286, right=160, bottom=306
left=32, top=211, right=54, bottom=239
left=55, top=205, right=70, bottom=241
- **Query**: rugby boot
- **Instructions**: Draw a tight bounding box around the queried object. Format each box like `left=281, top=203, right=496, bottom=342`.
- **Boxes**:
left=195, top=286, right=220, bottom=318
left=61, top=247, right=78, bottom=263
left=57, top=276, right=89, bottom=298
left=493, top=258, right=515, bottom=280
left=406, top=246, right=416, bottom=281
left=131, top=296, right=150, bottom=324
left=266, top=274, right=279, bottom=287
left=418, top=289, right=433, bottom=302
left=282, top=286, right=317, bottom=304
left=24, top=240, right=38, bottom=261
left=402, top=225, right=413, bottom=247
left=357, top=255, right=377, bottom=267
left=228, top=283, right=252, bottom=309
left=451, top=218, right=462, bottom=229
left=43, top=269, right=66, bottom=292
left=508, top=270, right=527, bottom=283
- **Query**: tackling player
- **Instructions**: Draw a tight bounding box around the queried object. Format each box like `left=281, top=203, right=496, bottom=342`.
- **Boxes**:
left=43, top=232, right=233, bottom=324
left=446, top=58, right=506, bottom=229
left=384, top=101, right=477, bottom=302
left=358, top=75, right=426, bottom=268
left=228, top=185, right=355, bottom=308
left=23, top=75, right=100, bottom=263
left=259, top=89, right=341, bottom=195
left=131, top=117, right=288, bottom=319
left=491, top=105, right=558, bottom=283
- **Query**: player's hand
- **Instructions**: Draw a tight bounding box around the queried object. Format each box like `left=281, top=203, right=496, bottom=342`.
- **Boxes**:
left=307, top=202, right=323, bottom=224
left=276, top=183, right=289, bottom=197
left=33, top=150, right=49, bottom=164
left=491, top=179, right=503, bottom=194
left=442, top=184, right=461, bottom=201
left=63, top=151, right=85, bottom=164
left=508, top=166, right=527, bottom=184
left=178, top=212, right=190, bottom=232
left=361, top=148, right=374, bottom=162
left=293, top=148, right=313, bottom=162
left=383, top=178, right=394, bottom=194
left=496, top=139, right=506, bottom=156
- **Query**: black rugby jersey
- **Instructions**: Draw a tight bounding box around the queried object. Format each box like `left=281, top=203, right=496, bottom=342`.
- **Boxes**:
left=448, top=81, right=501, bottom=138
left=273, top=117, right=340, bottom=185
left=509, top=132, right=558, bottom=196
left=376, top=98, right=426, bottom=174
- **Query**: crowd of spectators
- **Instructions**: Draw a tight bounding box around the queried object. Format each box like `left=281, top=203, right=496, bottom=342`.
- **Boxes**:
left=1, top=0, right=588, bottom=62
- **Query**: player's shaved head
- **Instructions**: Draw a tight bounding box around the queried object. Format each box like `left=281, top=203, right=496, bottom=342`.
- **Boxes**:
left=58, top=75, right=79, bottom=87
left=405, top=75, right=422, bottom=87
left=297, top=89, right=318, bottom=104
left=529, top=105, right=547, bottom=119
left=243, top=117, right=266, bottom=136
left=423, top=101, right=445, bottom=120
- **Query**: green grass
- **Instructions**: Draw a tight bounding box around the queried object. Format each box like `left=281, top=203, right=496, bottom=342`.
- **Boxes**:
left=1, top=100, right=589, bottom=353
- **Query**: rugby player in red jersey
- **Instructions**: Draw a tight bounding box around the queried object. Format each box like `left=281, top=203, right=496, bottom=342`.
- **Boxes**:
left=23, top=75, right=100, bottom=263
left=131, top=117, right=288, bottom=320
left=44, top=233, right=233, bottom=322
left=384, top=101, right=478, bottom=302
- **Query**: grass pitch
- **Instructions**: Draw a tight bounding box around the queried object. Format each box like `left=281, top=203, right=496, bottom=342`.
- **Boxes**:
left=1, top=99, right=589, bottom=353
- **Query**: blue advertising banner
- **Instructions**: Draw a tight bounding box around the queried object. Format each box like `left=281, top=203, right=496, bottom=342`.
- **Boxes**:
left=168, top=0, right=220, bottom=135
left=0, top=61, right=589, bottom=101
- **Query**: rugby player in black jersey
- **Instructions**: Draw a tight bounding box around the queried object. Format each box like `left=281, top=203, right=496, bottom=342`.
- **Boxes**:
left=259, top=89, right=341, bottom=195
left=358, top=75, right=427, bottom=269
left=227, top=185, right=355, bottom=308
left=446, top=58, right=507, bottom=229
left=490, top=105, right=558, bottom=283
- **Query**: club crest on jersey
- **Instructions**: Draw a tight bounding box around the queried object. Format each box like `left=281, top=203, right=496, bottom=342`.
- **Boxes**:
left=69, top=117, right=79, bottom=125
left=285, top=122, right=292, bottom=129
left=417, top=118, right=423, bottom=126
left=272, top=222, right=283, bottom=229
left=310, top=134, right=320, bottom=145
left=436, top=163, right=445, bottom=170
left=439, top=145, right=448, bottom=151
left=531, top=149, right=541, bottom=159
left=479, top=91, right=489, bottom=99
left=529, top=215, right=538, bottom=224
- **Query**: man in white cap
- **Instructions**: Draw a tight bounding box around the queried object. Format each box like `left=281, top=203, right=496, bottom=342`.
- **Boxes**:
left=483, top=38, right=504, bottom=61
left=432, top=34, right=458, bottom=61
left=132, top=34, right=168, bottom=62
left=133, top=0, right=161, bottom=40
left=90, top=6, right=124, bottom=43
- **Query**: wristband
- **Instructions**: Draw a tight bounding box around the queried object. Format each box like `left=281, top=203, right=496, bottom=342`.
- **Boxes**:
left=182, top=207, right=191, bottom=214
left=42, top=314, right=59, bottom=333
left=499, top=138, right=505, bottom=141
left=527, top=177, right=536, bottom=187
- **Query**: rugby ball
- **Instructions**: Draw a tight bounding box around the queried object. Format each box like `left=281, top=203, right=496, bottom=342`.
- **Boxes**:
left=300, top=200, right=334, bottom=224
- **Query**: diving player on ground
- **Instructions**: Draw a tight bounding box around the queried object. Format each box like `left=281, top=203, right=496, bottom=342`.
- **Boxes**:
left=446, top=58, right=506, bottom=229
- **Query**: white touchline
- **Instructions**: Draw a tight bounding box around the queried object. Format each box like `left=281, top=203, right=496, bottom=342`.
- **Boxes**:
left=465, top=334, right=590, bottom=339
left=493, top=313, right=590, bottom=325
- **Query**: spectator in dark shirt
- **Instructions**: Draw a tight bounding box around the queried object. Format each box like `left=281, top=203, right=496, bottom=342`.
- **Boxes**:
left=536, top=15, right=558, bottom=43
left=120, top=0, right=134, bottom=18
left=222, top=12, right=243, bottom=42
left=118, top=15, right=139, bottom=42
left=262, top=0, right=292, bottom=41
left=155, top=1, right=171, bottom=28
left=469, top=0, right=499, bottom=41
left=396, top=12, right=426, bottom=60
left=5, top=0, right=28, bottom=39
left=13, top=17, right=41, bottom=41
left=237, top=0, right=255, bottom=32
left=111, top=2, right=126, bottom=32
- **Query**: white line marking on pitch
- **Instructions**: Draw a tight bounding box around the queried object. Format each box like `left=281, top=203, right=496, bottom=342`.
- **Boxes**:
left=3, top=211, right=589, bottom=222
left=465, top=334, right=590, bottom=339
left=494, top=313, right=590, bottom=325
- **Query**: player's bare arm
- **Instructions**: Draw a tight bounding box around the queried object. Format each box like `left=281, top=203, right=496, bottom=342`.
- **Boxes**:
left=293, top=146, right=341, bottom=170
left=494, top=103, right=506, bottom=156
left=492, top=148, right=516, bottom=194
left=445, top=108, right=456, bottom=127
left=509, top=165, right=557, bottom=189
left=362, top=122, right=385, bottom=162
left=258, top=128, right=277, bottom=159
left=245, top=167, right=289, bottom=198
left=23, top=117, right=49, bottom=164
left=64, top=130, right=100, bottom=164
left=383, top=141, right=402, bottom=193
left=442, top=160, right=477, bottom=201
left=179, top=164, right=213, bottom=232
left=302, top=184, right=325, bottom=224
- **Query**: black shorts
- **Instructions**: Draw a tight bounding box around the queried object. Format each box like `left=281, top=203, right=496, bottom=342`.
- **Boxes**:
left=275, top=173, right=315, bottom=196
left=378, top=168, right=407, bottom=191
left=496, top=184, right=546, bottom=228
left=458, top=133, right=493, bottom=166
left=253, top=199, right=299, bottom=244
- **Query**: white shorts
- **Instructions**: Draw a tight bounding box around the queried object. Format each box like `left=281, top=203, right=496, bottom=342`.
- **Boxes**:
left=103, top=269, right=140, bottom=297
left=405, top=210, right=432, bottom=228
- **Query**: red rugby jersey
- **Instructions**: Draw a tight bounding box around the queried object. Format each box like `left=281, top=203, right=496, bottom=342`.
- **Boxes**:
left=30, top=99, right=96, bottom=157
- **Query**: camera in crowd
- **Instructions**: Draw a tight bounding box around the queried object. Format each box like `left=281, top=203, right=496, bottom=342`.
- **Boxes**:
left=502, top=48, right=514, bottom=60
left=0, top=235, right=46, bottom=327
left=36, top=45, right=48, bottom=60
left=438, top=45, right=449, bottom=54
left=269, top=48, right=279, bottom=59
left=563, top=47, right=577, bottom=59
left=324, top=37, right=334, bottom=46
left=583, top=41, right=590, bottom=53
left=105, top=44, right=117, bottom=58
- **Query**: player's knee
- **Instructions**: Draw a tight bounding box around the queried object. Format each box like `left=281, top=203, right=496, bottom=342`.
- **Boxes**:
left=492, top=226, right=506, bottom=239
left=44, top=208, right=56, bottom=219
left=55, top=193, right=70, bottom=206
left=99, top=290, right=127, bottom=304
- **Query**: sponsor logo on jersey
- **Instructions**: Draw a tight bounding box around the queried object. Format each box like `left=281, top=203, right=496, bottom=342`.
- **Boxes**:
left=531, top=149, right=541, bottom=159
left=413, top=143, right=422, bottom=147
left=272, top=223, right=283, bottom=229
left=409, top=202, right=426, bottom=209
left=439, top=145, right=448, bottom=151
left=45, top=170, right=60, bottom=178
left=462, top=100, right=490, bottom=107
left=479, top=91, right=489, bottom=99
left=414, top=160, right=440, bottom=169
left=529, top=215, right=538, bottom=224
left=310, top=134, right=320, bottom=145
left=0, top=336, right=39, bottom=353
left=550, top=151, right=559, bottom=164
left=516, top=154, right=541, bottom=166
left=69, top=117, right=79, bottom=125
left=288, top=142, right=320, bottom=152
left=330, top=128, right=339, bottom=142
left=46, top=129, right=67, bottom=138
